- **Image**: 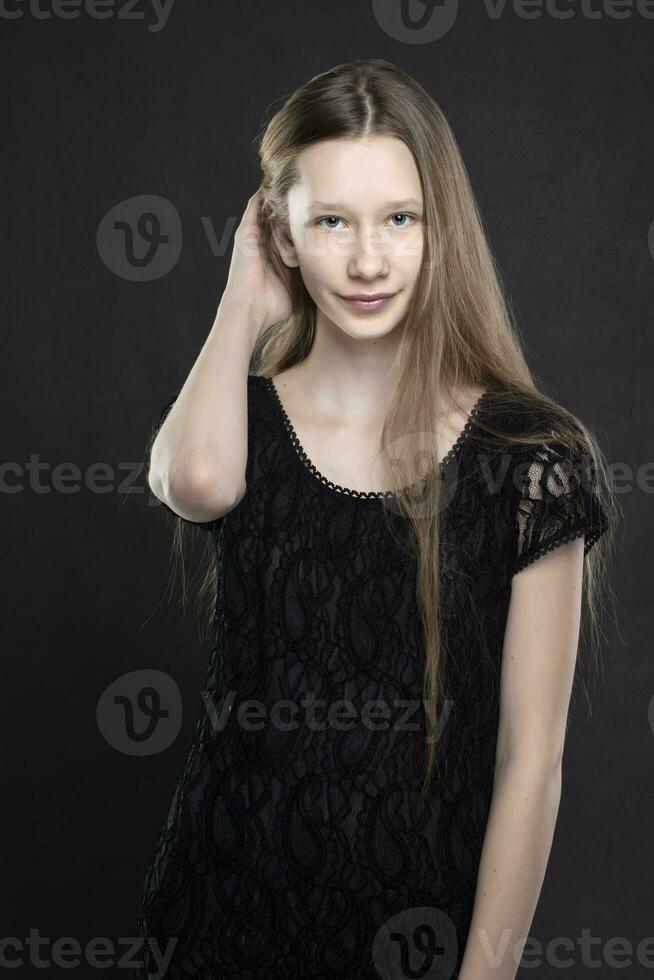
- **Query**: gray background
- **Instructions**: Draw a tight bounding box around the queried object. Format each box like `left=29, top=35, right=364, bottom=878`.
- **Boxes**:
left=2, top=1, right=650, bottom=976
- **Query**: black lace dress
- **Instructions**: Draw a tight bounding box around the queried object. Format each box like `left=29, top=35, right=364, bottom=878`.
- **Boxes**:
left=135, top=374, right=609, bottom=980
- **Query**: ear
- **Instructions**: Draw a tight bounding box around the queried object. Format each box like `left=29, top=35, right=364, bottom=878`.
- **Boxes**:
left=271, top=219, right=300, bottom=269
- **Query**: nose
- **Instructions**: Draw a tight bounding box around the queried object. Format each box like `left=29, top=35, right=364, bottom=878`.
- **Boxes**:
left=347, top=225, right=390, bottom=279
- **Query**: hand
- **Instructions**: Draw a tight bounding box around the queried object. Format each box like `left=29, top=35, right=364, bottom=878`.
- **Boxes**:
left=222, top=190, right=294, bottom=342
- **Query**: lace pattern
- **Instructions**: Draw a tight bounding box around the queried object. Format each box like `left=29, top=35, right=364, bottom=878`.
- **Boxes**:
left=512, top=437, right=609, bottom=575
left=136, top=374, right=609, bottom=978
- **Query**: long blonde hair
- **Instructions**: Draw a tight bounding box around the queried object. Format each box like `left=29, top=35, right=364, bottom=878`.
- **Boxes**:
left=152, top=59, right=619, bottom=799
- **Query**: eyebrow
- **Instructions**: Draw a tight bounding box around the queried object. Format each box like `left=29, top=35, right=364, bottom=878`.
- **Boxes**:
left=308, top=198, right=423, bottom=211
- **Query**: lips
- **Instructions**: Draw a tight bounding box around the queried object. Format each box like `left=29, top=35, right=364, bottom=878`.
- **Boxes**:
left=340, top=293, right=396, bottom=301
left=338, top=291, right=399, bottom=313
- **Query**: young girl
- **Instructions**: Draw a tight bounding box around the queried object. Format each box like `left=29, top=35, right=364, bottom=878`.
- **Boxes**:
left=136, top=59, right=616, bottom=980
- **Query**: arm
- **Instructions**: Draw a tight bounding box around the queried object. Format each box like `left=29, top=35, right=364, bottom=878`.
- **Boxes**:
left=148, top=297, right=261, bottom=524
left=148, top=191, right=291, bottom=524
left=458, top=535, right=586, bottom=980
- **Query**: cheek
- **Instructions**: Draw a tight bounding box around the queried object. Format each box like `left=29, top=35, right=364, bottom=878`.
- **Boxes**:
left=301, top=227, right=353, bottom=265
left=391, top=228, right=424, bottom=271
left=293, top=251, right=328, bottom=306
left=296, top=233, right=344, bottom=288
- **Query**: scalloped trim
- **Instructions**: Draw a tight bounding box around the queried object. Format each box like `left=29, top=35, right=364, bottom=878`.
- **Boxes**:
left=264, top=376, right=490, bottom=500
left=512, top=520, right=608, bottom=575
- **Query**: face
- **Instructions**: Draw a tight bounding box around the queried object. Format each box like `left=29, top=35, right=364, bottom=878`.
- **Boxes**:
left=274, top=134, right=425, bottom=340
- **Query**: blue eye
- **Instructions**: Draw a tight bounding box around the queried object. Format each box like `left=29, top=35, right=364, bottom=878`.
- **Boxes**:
left=315, top=212, right=417, bottom=230
left=317, top=216, right=343, bottom=229
left=390, top=213, right=414, bottom=227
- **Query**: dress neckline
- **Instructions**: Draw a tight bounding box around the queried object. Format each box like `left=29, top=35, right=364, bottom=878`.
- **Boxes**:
left=262, top=375, right=491, bottom=501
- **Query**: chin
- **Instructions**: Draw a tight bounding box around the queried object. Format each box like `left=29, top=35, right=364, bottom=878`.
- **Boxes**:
left=335, top=316, right=403, bottom=340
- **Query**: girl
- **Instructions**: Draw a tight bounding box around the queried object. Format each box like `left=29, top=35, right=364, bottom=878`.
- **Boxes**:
left=136, top=59, right=616, bottom=980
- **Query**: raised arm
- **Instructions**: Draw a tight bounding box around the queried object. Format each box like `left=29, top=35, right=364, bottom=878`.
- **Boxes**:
left=147, top=191, right=292, bottom=524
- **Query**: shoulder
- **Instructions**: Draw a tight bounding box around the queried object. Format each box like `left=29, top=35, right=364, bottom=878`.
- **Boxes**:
left=470, top=386, right=603, bottom=504
left=456, top=387, right=610, bottom=577
left=246, top=373, right=283, bottom=434
left=473, top=385, right=590, bottom=455
left=247, top=372, right=271, bottom=406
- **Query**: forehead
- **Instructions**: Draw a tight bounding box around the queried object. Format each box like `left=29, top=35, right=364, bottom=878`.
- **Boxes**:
left=288, top=135, right=422, bottom=213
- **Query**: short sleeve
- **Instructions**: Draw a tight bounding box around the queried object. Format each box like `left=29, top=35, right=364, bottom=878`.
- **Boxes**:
left=512, top=436, right=609, bottom=576
left=144, top=389, right=218, bottom=532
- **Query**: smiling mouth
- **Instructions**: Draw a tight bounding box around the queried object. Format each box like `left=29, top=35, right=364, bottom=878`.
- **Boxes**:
left=338, top=292, right=399, bottom=311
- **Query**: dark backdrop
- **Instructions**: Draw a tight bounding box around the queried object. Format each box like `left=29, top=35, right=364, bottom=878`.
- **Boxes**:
left=2, top=2, right=651, bottom=977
